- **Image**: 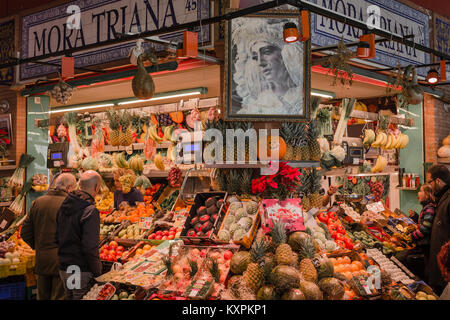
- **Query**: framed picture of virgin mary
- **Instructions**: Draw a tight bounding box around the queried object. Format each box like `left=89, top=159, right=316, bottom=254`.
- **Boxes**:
left=224, top=11, right=311, bottom=121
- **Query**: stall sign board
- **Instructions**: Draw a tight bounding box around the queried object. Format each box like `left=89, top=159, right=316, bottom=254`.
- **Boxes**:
left=0, top=19, right=15, bottom=83
left=20, top=0, right=211, bottom=80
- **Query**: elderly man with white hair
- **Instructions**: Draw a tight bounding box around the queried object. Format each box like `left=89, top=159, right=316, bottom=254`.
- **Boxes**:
left=21, top=173, right=77, bottom=300
left=56, top=170, right=102, bottom=300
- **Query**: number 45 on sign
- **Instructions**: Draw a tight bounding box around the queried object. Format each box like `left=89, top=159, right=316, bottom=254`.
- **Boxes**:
left=186, top=0, right=197, bottom=13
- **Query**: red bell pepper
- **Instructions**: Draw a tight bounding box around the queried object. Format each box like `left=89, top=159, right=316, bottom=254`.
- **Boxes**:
left=335, top=240, right=346, bottom=248
left=335, top=233, right=345, bottom=242
left=327, top=211, right=338, bottom=222
left=336, top=224, right=346, bottom=235
left=328, top=224, right=338, bottom=235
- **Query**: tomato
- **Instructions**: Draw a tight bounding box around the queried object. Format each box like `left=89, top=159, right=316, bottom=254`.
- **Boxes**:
left=336, top=224, right=346, bottom=235
left=162, top=236, right=168, bottom=240
left=167, top=234, right=175, bottom=240
left=117, top=246, right=125, bottom=252
left=100, top=254, right=105, bottom=260
left=327, top=211, right=338, bottom=221
left=116, top=251, right=123, bottom=257
left=331, top=231, right=338, bottom=239
left=156, top=231, right=162, bottom=235
left=327, top=217, right=339, bottom=225
left=223, top=250, right=233, bottom=260
left=335, top=233, right=345, bottom=242
left=328, top=224, right=338, bottom=234
left=169, top=231, right=176, bottom=236
left=170, top=227, right=177, bottom=232
left=155, top=235, right=162, bottom=240
left=318, top=212, right=329, bottom=223
left=103, top=250, right=110, bottom=256
left=109, top=241, right=118, bottom=248
left=100, top=245, right=107, bottom=251
left=335, top=240, right=346, bottom=248
left=163, top=231, right=169, bottom=236
left=107, top=254, right=114, bottom=261
left=104, top=245, right=111, bottom=251
left=345, top=241, right=354, bottom=250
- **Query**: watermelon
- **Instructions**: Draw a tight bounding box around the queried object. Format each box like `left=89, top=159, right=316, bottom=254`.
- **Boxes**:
left=281, top=288, right=306, bottom=300
left=288, top=232, right=312, bottom=252
left=230, top=251, right=251, bottom=275
left=256, top=285, right=277, bottom=300
left=270, top=265, right=301, bottom=292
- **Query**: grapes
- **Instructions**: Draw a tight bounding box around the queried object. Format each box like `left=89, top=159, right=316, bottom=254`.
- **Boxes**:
left=156, top=114, right=174, bottom=126
left=168, top=166, right=182, bottom=187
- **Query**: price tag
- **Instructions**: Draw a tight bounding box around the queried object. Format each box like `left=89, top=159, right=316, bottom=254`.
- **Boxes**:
left=353, top=157, right=360, bottom=165
left=139, top=217, right=153, bottom=230
left=366, top=201, right=384, bottom=213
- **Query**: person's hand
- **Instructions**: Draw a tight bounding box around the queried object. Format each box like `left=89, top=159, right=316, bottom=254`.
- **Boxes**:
left=328, top=184, right=342, bottom=196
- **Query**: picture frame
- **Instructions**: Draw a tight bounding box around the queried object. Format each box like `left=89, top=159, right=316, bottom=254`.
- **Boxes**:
left=0, top=114, right=13, bottom=145
left=224, top=11, right=311, bottom=122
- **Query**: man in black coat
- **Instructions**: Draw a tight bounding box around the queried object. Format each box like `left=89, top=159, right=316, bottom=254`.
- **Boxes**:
left=426, top=165, right=450, bottom=295
left=21, top=173, right=77, bottom=300
left=56, top=170, right=102, bottom=300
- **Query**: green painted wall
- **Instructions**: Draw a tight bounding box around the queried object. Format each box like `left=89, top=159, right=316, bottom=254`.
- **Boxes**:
left=26, top=96, right=50, bottom=212
left=399, top=100, right=423, bottom=214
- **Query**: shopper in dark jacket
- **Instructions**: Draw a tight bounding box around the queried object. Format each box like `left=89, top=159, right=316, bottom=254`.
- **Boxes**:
left=21, top=173, right=77, bottom=300
left=56, top=170, right=102, bottom=300
left=426, top=165, right=450, bottom=295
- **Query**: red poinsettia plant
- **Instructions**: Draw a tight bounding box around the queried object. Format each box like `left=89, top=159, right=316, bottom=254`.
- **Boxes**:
left=252, top=162, right=302, bottom=200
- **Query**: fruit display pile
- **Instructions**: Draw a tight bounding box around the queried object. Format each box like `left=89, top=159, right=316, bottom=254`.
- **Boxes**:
left=103, top=202, right=155, bottom=224
left=317, top=211, right=355, bottom=250
left=217, top=200, right=258, bottom=243
left=168, top=166, right=182, bottom=188
left=147, top=226, right=182, bottom=241
left=368, top=180, right=385, bottom=202
left=100, top=241, right=126, bottom=262
left=143, top=183, right=164, bottom=203
left=100, top=224, right=119, bottom=241
left=116, top=224, right=146, bottom=240
left=160, top=190, right=180, bottom=211
left=96, top=192, right=114, bottom=212
left=183, top=195, right=224, bottom=239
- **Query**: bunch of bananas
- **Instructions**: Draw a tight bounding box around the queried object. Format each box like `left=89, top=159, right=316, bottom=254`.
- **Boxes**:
left=129, top=154, right=144, bottom=173
left=363, top=129, right=376, bottom=145
left=147, top=125, right=176, bottom=144
left=166, top=144, right=178, bottom=162
left=154, top=152, right=165, bottom=171
left=114, top=152, right=129, bottom=168
left=371, top=132, right=409, bottom=149
left=371, top=155, right=388, bottom=173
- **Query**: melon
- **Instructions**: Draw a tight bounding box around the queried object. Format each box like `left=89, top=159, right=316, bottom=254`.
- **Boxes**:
left=299, top=280, right=323, bottom=300
left=229, top=202, right=243, bottom=213
left=318, top=277, right=345, bottom=300
left=229, top=223, right=240, bottom=235
left=218, top=229, right=231, bottom=242
left=288, top=232, right=312, bottom=252
left=281, top=288, right=306, bottom=300
left=313, top=255, right=334, bottom=279
left=224, top=215, right=235, bottom=227
left=245, top=201, right=258, bottom=215
left=270, top=265, right=301, bottom=292
left=235, top=208, right=247, bottom=221
left=256, top=285, right=277, bottom=300
left=230, top=251, right=251, bottom=274
left=238, top=217, right=253, bottom=231
left=232, top=228, right=246, bottom=241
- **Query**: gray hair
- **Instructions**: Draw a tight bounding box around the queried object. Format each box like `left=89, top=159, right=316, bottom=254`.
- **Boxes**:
left=54, top=173, right=77, bottom=191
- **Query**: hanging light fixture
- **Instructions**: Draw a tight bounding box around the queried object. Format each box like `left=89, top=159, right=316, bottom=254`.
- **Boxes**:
left=283, top=22, right=299, bottom=43
left=426, top=69, right=439, bottom=84
left=356, top=41, right=370, bottom=59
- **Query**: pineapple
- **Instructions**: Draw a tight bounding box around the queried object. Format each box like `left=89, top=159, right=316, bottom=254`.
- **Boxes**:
left=295, top=123, right=309, bottom=161
left=307, top=120, right=322, bottom=161
left=269, top=220, right=287, bottom=253
left=106, top=109, right=121, bottom=146
left=299, top=258, right=318, bottom=283
left=302, top=197, right=312, bottom=212
left=214, top=168, right=228, bottom=191
left=243, top=240, right=267, bottom=291
left=120, top=110, right=133, bottom=146
left=228, top=169, right=242, bottom=194
left=269, top=220, right=295, bottom=265
left=297, top=236, right=317, bottom=261
left=308, top=168, right=323, bottom=209
left=241, top=169, right=253, bottom=196
left=276, top=244, right=294, bottom=265
left=280, top=123, right=296, bottom=160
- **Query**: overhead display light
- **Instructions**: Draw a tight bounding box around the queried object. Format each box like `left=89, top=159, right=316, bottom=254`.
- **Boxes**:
left=311, top=89, right=336, bottom=99
left=283, top=23, right=299, bottom=43
left=356, top=41, right=370, bottom=59
left=426, top=69, right=439, bottom=84
left=49, top=103, right=115, bottom=114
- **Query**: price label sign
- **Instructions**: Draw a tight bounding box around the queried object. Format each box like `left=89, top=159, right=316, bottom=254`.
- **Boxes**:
left=366, top=201, right=384, bottom=213
left=139, top=217, right=153, bottom=230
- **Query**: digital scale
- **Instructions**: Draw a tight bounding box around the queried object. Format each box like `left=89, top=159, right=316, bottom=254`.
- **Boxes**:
left=176, top=129, right=204, bottom=164
left=47, top=142, right=69, bottom=168
left=342, top=138, right=364, bottom=165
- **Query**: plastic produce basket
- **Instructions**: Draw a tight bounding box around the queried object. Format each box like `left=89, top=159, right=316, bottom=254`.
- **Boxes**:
left=0, top=282, right=26, bottom=300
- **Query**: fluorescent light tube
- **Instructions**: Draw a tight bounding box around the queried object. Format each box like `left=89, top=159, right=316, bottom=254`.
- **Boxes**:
left=49, top=103, right=115, bottom=114
left=118, top=91, right=202, bottom=106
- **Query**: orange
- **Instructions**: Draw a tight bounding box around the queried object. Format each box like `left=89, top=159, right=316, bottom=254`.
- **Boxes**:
left=351, top=264, right=359, bottom=272
left=136, top=248, right=143, bottom=255
left=352, top=261, right=363, bottom=270
left=143, top=244, right=152, bottom=251
left=344, top=271, right=352, bottom=279
left=334, top=265, right=343, bottom=273
left=343, top=264, right=353, bottom=273
left=342, top=256, right=351, bottom=264
left=329, top=258, right=337, bottom=265
left=336, top=257, right=344, bottom=265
